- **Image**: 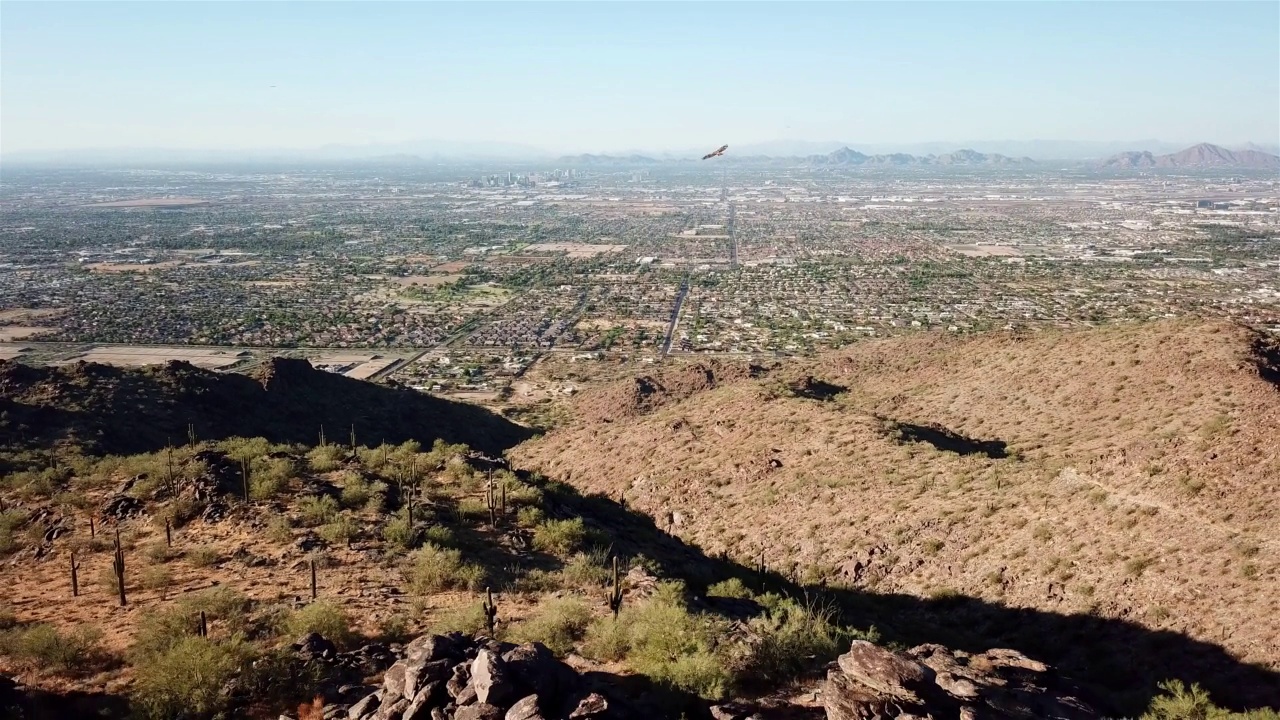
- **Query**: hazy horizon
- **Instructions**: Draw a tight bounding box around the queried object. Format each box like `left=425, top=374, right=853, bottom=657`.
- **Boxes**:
left=2, top=1, right=1277, bottom=159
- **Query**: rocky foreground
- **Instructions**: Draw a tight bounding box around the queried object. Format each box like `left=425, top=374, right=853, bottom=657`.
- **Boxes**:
left=257, top=631, right=1098, bottom=720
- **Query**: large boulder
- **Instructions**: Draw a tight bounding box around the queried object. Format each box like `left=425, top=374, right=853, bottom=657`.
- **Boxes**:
left=836, top=641, right=935, bottom=704
left=471, top=649, right=518, bottom=708
left=822, top=643, right=1098, bottom=720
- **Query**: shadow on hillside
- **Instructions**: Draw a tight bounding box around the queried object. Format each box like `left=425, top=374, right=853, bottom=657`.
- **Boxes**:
left=525, top=469, right=1280, bottom=718
left=892, top=421, right=1008, bottom=459
left=0, top=359, right=534, bottom=458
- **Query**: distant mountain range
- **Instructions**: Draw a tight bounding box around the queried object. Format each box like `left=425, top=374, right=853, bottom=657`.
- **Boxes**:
left=1101, top=143, right=1280, bottom=170
left=803, top=147, right=1033, bottom=167
left=6, top=140, right=1278, bottom=169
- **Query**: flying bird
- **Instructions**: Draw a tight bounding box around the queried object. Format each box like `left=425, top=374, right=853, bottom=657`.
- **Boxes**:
left=702, top=144, right=728, bottom=160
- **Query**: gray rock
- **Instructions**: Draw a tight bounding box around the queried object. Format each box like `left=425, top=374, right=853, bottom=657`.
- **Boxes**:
left=446, top=663, right=471, bottom=700
left=373, top=698, right=409, bottom=720
left=348, top=692, right=380, bottom=720
left=501, top=642, right=575, bottom=704
left=837, top=640, right=935, bottom=703
left=504, top=695, right=544, bottom=720
left=567, top=692, right=609, bottom=719
left=402, top=659, right=451, bottom=701
left=382, top=664, right=409, bottom=699
left=471, top=649, right=517, bottom=708
left=822, top=668, right=894, bottom=720
left=401, top=681, right=444, bottom=720
left=405, top=635, right=460, bottom=664
left=454, top=703, right=504, bottom=720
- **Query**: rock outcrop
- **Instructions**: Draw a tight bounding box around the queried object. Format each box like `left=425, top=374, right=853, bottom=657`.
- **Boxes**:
left=822, top=641, right=1097, bottom=720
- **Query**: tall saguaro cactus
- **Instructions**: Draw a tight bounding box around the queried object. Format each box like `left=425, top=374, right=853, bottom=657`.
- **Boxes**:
left=70, top=550, right=80, bottom=597
left=112, top=530, right=127, bottom=607
left=482, top=587, right=498, bottom=635
left=608, top=556, right=624, bottom=619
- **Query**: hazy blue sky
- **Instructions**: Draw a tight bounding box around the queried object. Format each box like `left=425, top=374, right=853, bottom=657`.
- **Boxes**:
left=2, top=1, right=1277, bottom=154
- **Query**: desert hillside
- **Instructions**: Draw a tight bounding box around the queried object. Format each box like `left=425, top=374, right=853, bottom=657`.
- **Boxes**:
left=511, top=318, right=1280, bottom=711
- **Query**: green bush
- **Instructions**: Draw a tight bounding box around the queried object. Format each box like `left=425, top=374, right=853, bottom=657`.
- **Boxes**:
left=185, top=545, right=220, bottom=567
left=559, top=551, right=612, bottom=589
left=319, top=514, right=360, bottom=545
left=422, top=525, right=455, bottom=547
left=338, top=472, right=378, bottom=509
left=132, top=587, right=253, bottom=659
left=0, top=510, right=27, bottom=555
left=268, top=516, right=294, bottom=544
left=217, top=437, right=273, bottom=463
left=731, top=596, right=855, bottom=685
left=1142, top=680, right=1280, bottom=719
left=250, top=457, right=295, bottom=499
left=141, top=566, right=173, bottom=592
left=429, top=602, right=496, bottom=638
left=131, top=635, right=253, bottom=720
left=533, top=518, right=588, bottom=556
left=516, top=506, right=546, bottom=528
left=378, top=614, right=412, bottom=643
left=383, top=510, right=418, bottom=550
left=404, top=544, right=485, bottom=593
left=299, top=495, right=340, bottom=526
left=582, top=581, right=731, bottom=700
left=286, top=601, right=354, bottom=648
left=706, top=578, right=753, bottom=599
left=307, top=444, right=346, bottom=472
left=514, top=569, right=563, bottom=593
left=0, top=623, right=103, bottom=673
left=510, top=598, right=592, bottom=656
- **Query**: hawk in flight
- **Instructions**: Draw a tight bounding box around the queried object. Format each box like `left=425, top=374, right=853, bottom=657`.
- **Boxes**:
left=702, top=144, right=728, bottom=160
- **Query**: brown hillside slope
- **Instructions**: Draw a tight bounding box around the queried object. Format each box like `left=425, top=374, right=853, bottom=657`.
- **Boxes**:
left=0, top=358, right=533, bottom=457
left=510, top=318, right=1280, bottom=710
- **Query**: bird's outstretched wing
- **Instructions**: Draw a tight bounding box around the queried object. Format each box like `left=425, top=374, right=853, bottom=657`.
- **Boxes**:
left=702, top=144, right=728, bottom=160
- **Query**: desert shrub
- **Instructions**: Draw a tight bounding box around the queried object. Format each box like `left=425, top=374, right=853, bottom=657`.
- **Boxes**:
left=422, top=525, right=455, bottom=547
left=583, top=581, right=731, bottom=700
left=422, top=439, right=470, bottom=470
left=268, top=516, right=294, bottom=544
left=132, top=588, right=252, bottom=658
left=511, top=598, right=592, bottom=656
left=516, top=506, right=546, bottom=528
left=559, top=551, right=612, bottom=588
left=533, top=518, right=588, bottom=556
left=338, top=472, right=376, bottom=509
left=378, top=614, right=412, bottom=643
left=731, top=596, right=855, bottom=685
left=0, top=510, right=27, bottom=555
left=238, top=644, right=327, bottom=712
left=0, top=623, right=103, bottom=673
left=98, top=564, right=125, bottom=596
left=1142, top=679, right=1280, bottom=719
left=514, top=569, right=563, bottom=593
left=143, top=541, right=180, bottom=564
left=404, top=544, right=485, bottom=593
left=429, top=602, right=495, bottom=637
left=218, top=437, right=273, bottom=463
left=156, top=496, right=204, bottom=529
left=186, top=545, right=220, bottom=567
left=286, top=601, right=354, bottom=648
left=706, top=578, right=754, bottom=599
left=131, top=635, right=254, bottom=720
left=457, top=497, right=489, bottom=523
left=306, top=444, right=346, bottom=473
left=141, top=566, right=173, bottom=592
left=318, top=514, right=359, bottom=545
left=0, top=605, right=16, bottom=630
left=504, top=479, right=543, bottom=508
left=383, top=511, right=418, bottom=550
left=250, top=457, right=295, bottom=499
left=299, top=495, right=340, bottom=526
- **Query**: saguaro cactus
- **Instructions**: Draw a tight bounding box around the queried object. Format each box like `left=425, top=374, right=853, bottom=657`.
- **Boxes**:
left=112, top=530, right=127, bottom=607
left=482, top=587, right=498, bottom=635
left=608, top=556, right=624, bottom=619
left=70, top=550, right=80, bottom=597
left=310, top=557, right=318, bottom=600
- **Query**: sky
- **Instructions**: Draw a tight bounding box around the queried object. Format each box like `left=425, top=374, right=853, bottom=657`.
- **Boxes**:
left=2, top=1, right=1278, bottom=156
